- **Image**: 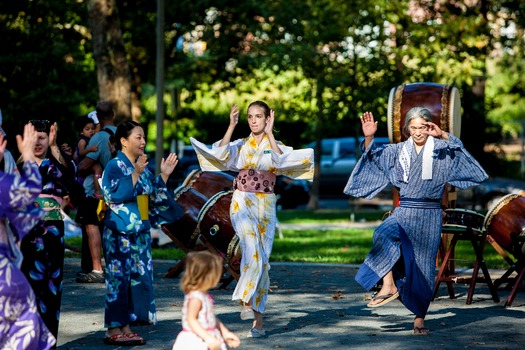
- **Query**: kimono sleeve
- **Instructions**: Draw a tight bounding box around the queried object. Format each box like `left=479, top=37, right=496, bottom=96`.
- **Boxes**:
left=445, top=134, right=488, bottom=189
left=102, top=159, right=136, bottom=204
left=1, top=161, right=45, bottom=239
left=271, top=145, right=314, bottom=181
left=343, top=140, right=392, bottom=199
left=148, top=172, right=184, bottom=226
left=190, top=137, right=242, bottom=172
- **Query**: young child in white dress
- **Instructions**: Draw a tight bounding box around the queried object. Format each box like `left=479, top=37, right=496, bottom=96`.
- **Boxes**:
left=172, top=251, right=240, bottom=350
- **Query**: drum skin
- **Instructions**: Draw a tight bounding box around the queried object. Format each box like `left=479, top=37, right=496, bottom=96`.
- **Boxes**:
left=161, top=186, right=208, bottom=250
left=196, top=190, right=241, bottom=270
left=484, top=193, right=525, bottom=256
left=182, top=169, right=234, bottom=198
left=387, top=82, right=461, bottom=143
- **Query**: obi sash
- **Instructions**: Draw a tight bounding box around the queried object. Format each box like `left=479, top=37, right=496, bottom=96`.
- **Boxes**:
left=35, top=194, right=62, bottom=221
left=233, top=169, right=276, bottom=194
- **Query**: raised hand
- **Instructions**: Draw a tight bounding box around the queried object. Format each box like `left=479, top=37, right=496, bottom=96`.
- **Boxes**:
left=264, top=109, right=275, bottom=136
left=160, top=153, right=178, bottom=177
left=49, top=122, right=58, bottom=146
left=360, top=111, right=378, bottom=138
left=16, top=123, right=38, bottom=162
left=134, top=154, right=148, bottom=175
left=230, top=104, right=239, bottom=127
left=422, top=121, right=444, bottom=138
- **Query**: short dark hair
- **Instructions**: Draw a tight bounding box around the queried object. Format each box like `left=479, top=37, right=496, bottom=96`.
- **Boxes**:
left=95, top=101, right=114, bottom=122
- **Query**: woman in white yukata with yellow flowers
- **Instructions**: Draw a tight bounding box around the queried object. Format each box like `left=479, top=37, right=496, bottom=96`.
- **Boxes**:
left=191, top=101, right=314, bottom=338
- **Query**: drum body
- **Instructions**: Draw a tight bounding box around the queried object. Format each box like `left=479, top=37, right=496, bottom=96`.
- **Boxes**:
left=182, top=169, right=234, bottom=198
left=484, top=193, right=525, bottom=256
left=387, top=83, right=461, bottom=143
left=442, top=208, right=484, bottom=233
left=196, top=190, right=241, bottom=270
left=161, top=186, right=208, bottom=250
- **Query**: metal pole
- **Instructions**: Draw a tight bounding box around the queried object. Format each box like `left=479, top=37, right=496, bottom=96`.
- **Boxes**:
left=155, top=0, right=165, bottom=176
left=520, top=121, right=525, bottom=178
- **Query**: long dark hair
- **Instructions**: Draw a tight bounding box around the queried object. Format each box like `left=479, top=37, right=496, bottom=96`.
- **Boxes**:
left=114, top=120, right=143, bottom=151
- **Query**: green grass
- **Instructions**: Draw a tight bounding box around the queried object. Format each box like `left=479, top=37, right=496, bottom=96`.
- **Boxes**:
left=276, top=209, right=384, bottom=223
left=271, top=228, right=372, bottom=264
left=65, top=208, right=513, bottom=269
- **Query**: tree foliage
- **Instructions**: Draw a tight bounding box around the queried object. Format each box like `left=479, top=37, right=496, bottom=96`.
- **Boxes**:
left=1, top=0, right=524, bottom=181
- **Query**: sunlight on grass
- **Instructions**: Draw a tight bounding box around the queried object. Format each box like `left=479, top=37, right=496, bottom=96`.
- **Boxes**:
left=276, top=209, right=384, bottom=224
left=271, top=228, right=373, bottom=264
left=65, top=214, right=513, bottom=269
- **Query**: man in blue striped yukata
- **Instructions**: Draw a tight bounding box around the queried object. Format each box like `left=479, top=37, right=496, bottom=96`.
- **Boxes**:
left=344, top=107, right=488, bottom=335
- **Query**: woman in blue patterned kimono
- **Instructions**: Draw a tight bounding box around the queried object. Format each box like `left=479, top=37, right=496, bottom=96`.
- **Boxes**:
left=0, top=124, right=56, bottom=349
left=100, top=120, right=183, bottom=346
left=20, top=120, right=77, bottom=343
left=191, top=101, right=314, bottom=338
left=344, top=108, right=488, bottom=335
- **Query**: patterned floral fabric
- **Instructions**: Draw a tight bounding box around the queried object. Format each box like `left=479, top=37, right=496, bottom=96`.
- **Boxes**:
left=20, top=155, right=76, bottom=340
left=0, top=161, right=55, bottom=350
left=191, top=134, right=314, bottom=313
left=172, top=290, right=226, bottom=350
left=101, top=150, right=183, bottom=327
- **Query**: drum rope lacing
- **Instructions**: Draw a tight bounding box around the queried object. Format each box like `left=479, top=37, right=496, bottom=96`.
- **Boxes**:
left=483, top=193, right=519, bottom=228
left=191, top=190, right=234, bottom=242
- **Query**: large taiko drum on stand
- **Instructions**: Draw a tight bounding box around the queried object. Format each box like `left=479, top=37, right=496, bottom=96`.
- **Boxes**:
left=182, top=169, right=234, bottom=198
left=161, top=185, right=209, bottom=251
left=194, top=190, right=241, bottom=272
left=387, top=82, right=461, bottom=143
left=484, top=193, right=525, bottom=257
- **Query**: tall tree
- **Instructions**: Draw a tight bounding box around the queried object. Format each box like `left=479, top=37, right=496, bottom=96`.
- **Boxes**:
left=87, top=0, right=131, bottom=122
left=0, top=0, right=97, bottom=146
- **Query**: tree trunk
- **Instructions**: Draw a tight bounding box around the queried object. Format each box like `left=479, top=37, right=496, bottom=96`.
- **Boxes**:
left=87, top=0, right=131, bottom=122
left=306, top=80, right=324, bottom=210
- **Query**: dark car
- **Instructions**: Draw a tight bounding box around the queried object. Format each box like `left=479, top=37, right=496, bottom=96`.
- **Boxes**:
left=462, top=177, right=525, bottom=210
left=306, top=137, right=358, bottom=197
left=146, top=145, right=200, bottom=191
left=148, top=145, right=310, bottom=209
left=306, top=136, right=391, bottom=197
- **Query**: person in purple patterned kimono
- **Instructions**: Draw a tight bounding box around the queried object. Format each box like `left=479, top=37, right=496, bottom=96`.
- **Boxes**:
left=344, top=108, right=488, bottom=335
left=0, top=123, right=56, bottom=349
left=20, top=120, right=77, bottom=343
left=100, top=121, right=183, bottom=346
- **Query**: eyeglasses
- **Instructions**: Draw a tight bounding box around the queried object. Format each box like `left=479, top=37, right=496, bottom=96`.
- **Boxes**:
left=29, top=120, right=52, bottom=132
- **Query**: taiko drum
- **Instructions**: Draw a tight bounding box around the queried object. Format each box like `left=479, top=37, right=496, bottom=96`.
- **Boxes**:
left=387, top=82, right=461, bottom=143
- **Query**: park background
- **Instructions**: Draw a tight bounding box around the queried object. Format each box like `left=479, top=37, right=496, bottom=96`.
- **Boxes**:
left=1, top=0, right=524, bottom=211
